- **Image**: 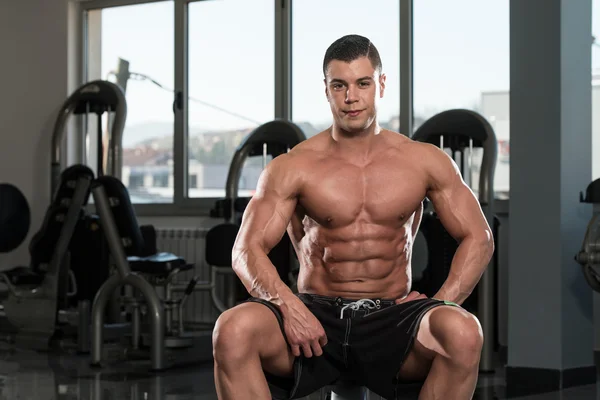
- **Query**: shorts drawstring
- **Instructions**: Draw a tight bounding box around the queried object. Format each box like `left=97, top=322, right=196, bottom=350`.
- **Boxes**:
left=339, top=299, right=380, bottom=319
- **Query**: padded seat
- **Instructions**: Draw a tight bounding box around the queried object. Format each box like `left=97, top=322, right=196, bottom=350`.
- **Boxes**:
left=1, top=266, right=45, bottom=286
left=205, top=223, right=239, bottom=267
left=127, top=252, right=191, bottom=275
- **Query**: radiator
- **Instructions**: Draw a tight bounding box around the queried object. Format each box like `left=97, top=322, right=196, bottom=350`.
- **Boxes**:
left=155, top=227, right=227, bottom=327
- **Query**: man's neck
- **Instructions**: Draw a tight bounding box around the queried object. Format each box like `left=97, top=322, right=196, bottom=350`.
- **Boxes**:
left=329, top=122, right=382, bottom=162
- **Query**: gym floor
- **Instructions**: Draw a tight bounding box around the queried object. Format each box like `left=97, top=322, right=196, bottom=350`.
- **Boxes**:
left=0, top=348, right=594, bottom=399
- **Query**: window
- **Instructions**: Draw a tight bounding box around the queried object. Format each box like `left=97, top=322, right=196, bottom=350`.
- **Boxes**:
left=85, top=0, right=274, bottom=204
left=86, top=1, right=175, bottom=204
left=153, top=172, right=169, bottom=188
left=187, top=0, right=274, bottom=198
left=291, top=0, right=400, bottom=138
left=189, top=174, right=197, bottom=189
left=127, top=172, right=144, bottom=189
left=81, top=1, right=451, bottom=213
left=413, top=0, right=510, bottom=199
left=592, top=0, right=600, bottom=179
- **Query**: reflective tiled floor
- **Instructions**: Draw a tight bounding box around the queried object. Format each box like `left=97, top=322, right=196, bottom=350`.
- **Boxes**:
left=0, top=347, right=595, bottom=400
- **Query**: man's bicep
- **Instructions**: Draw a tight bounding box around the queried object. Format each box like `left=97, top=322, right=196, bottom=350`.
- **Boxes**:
left=429, top=183, right=491, bottom=242
left=236, top=193, right=297, bottom=252
left=234, top=155, right=300, bottom=253
left=425, top=148, right=491, bottom=242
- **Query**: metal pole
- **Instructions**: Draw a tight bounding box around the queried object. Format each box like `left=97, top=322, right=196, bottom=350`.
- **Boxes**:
left=469, top=138, right=473, bottom=188
left=263, top=143, right=268, bottom=169
left=91, top=184, right=132, bottom=277
left=77, top=300, right=91, bottom=353
left=331, top=382, right=368, bottom=400
left=477, top=126, right=497, bottom=373
left=109, top=58, right=130, bottom=179
left=114, top=58, right=130, bottom=93
left=90, top=273, right=166, bottom=371
left=399, top=0, right=413, bottom=137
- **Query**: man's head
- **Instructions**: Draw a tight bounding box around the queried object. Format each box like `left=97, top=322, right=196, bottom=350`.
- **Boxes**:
left=322, top=34, right=382, bottom=78
left=323, top=35, right=386, bottom=134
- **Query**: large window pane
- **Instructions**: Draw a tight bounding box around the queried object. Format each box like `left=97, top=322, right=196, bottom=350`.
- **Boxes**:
left=87, top=1, right=174, bottom=204
left=413, top=0, right=510, bottom=199
left=292, top=0, right=400, bottom=137
left=187, top=0, right=274, bottom=198
left=592, top=0, right=600, bottom=179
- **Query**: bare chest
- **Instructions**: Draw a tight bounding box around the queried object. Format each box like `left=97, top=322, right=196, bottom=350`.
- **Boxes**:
left=297, top=159, right=427, bottom=228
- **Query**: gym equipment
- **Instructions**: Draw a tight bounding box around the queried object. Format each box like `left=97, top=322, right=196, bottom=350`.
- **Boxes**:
left=0, top=183, right=30, bottom=253
left=329, top=381, right=369, bottom=400
left=223, top=119, right=306, bottom=221
left=50, top=79, right=127, bottom=313
left=0, top=80, right=126, bottom=352
left=208, top=119, right=307, bottom=306
left=411, top=108, right=499, bottom=373
left=204, top=222, right=241, bottom=311
left=40, top=80, right=217, bottom=371
left=574, top=180, right=600, bottom=386
left=51, top=79, right=127, bottom=193
left=0, top=165, right=94, bottom=350
left=89, top=175, right=215, bottom=371
left=50, top=80, right=126, bottom=350
left=575, top=179, right=600, bottom=291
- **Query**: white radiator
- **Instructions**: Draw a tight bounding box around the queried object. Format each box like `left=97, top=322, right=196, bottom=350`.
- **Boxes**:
left=155, top=227, right=227, bottom=327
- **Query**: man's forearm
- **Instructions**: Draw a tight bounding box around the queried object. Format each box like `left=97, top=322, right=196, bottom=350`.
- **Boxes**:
left=433, top=234, right=494, bottom=305
left=233, top=245, right=298, bottom=312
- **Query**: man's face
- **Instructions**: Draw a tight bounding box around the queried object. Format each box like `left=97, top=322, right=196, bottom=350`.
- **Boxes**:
left=324, top=56, right=386, bottom=133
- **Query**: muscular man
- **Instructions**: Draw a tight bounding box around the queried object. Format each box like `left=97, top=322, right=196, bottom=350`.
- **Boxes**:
left=213, top=34, right=495, bottom=400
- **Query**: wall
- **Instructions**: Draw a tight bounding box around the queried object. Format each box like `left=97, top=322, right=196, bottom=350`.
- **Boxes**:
left=593, top=79, right=600, bottom=180
left=0, top=0, right=71, bottom=268
left=508, top=0, right=592, bottom=376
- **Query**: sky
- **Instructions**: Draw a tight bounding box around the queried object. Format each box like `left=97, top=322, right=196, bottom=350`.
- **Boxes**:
left=94, top=0, right=599, bottom=138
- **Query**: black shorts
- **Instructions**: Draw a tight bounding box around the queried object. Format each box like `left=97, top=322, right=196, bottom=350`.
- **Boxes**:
left=245, top=293, right=457, bottom=400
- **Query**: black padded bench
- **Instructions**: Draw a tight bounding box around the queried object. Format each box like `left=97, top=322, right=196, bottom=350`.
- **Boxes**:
left=95, top=176, right=191, bottom=276
left=128, top=252, right=192, bottom=276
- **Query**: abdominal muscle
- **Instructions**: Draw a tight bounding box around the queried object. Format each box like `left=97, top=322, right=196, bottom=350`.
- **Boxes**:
left=293, top=224, right=414, bottom=300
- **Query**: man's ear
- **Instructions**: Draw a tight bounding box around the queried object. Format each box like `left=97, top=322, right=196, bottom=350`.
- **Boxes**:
left=324, top=78, right=330, bottom=101
left=379, top=73, right=387, bottom=98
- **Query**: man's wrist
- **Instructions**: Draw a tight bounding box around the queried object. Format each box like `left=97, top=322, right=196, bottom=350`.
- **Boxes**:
left=433, top=288, right=455, bottom=302
left=433, top=288, right=466, bottom=305
left=269, top=288, right=300, bottom=315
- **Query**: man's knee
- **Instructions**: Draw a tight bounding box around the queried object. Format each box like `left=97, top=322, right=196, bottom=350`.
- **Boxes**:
left=213, top=306, right=259, bottom=364
left=213, top=303, right=288, bottom=366
left=428, top=307, right=483, bottom=368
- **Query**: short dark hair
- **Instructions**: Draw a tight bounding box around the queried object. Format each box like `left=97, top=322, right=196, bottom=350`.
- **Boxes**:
left=322, top=34, right=382, bottom=77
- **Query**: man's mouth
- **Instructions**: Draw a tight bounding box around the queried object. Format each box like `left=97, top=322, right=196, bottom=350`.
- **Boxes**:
left=345, top=110, right=363, bottom=117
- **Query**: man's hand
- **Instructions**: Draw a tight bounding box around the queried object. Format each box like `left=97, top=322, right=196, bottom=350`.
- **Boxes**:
left=395, top=291, right=428, bottom=305
left=281, top=300, right=328, bottom=358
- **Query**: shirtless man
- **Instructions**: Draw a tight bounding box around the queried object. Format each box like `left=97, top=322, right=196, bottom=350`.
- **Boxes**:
left=212, top=34, right=495, bottom=400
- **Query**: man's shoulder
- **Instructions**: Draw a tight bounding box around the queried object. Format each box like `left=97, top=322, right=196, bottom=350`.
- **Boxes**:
left=264, top=141, right=317, bottom=178
left=300, top=129, right=330, bottom=147
left=381, top=130, right=441, bottom=158
left=285, top=132, right=328, bottom=160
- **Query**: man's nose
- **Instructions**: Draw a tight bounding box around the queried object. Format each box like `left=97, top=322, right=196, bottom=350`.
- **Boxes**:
left=345, top=85, right=359, bottom=103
